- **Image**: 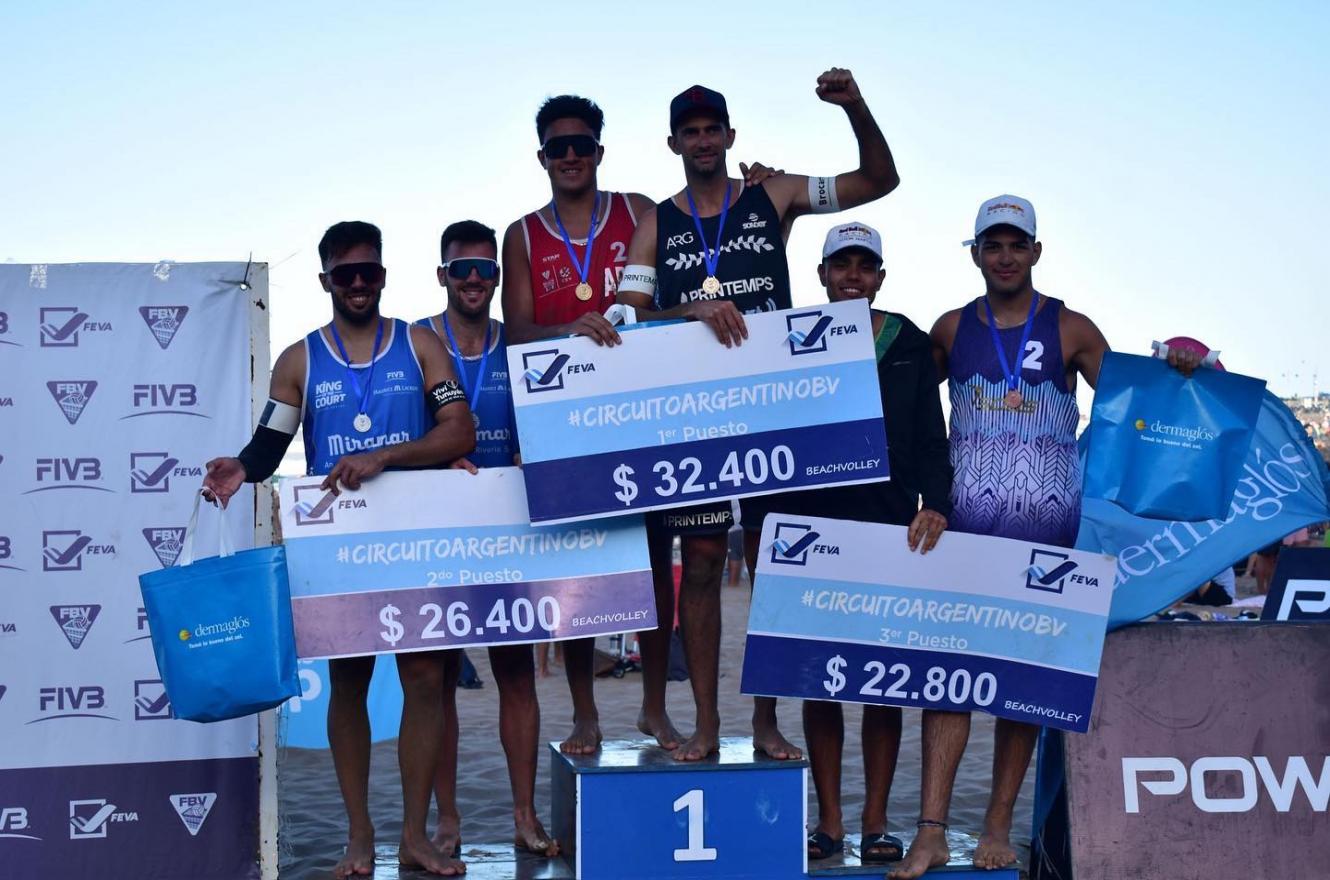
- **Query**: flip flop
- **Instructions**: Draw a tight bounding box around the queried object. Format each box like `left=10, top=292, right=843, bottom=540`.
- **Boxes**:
left=807, top=830, right=844, bottom=860
left=860, top=831, right=905, bottom=863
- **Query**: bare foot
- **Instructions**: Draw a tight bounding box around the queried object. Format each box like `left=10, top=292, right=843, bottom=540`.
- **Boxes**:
left=399, top=834, right=465, bottom=876
left=973, top=828, right=1018, bottom=870
left=637, top=707, right=682, bottom=751
left=559, top=717, right=602, bottom=755
left=672, top=725, right=719, bottom=762
left=752, top=722, right=803, bottom=760
left=431, top=813, right=460, bottom=858
left=332, top=832, right=375, bottom=879
left=889, top=827, right=950, bottom=879
left=513, top=814, right=560, bottom=857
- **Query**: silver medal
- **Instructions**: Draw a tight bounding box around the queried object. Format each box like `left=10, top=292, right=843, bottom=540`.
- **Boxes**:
left=353, top=413, right=372, bottom=433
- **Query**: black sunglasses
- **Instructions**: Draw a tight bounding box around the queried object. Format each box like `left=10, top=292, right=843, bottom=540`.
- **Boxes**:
left=441, top=258, right=499, bottom=281
left=541, top=134, right=599, bottom=160
left=326, top=261, right=385, bottom=287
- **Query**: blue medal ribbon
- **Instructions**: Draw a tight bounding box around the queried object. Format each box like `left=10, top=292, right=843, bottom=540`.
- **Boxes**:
left=685, top=181, right=733, bottom=282
left=328, top=318, right=384, bottom=418
left=550, top=191, right=601, bottom=289
left=983, top=293, right=1040, bottom=393
left=439, top=313, right=492, bottom=415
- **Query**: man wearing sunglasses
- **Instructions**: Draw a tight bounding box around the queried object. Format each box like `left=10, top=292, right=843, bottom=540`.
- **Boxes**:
left=615, top=68, right=901, bottom=764
left=203, top=221, right=476, bottom=878
left=417, top=221, right=559, bottom=858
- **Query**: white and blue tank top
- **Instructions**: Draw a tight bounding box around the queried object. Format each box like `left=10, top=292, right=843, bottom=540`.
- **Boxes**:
left=415, top=315, right=516, bottom=469
left=301, top=318, right=428, bottom=475
left=946, top=295, right=1082, bottom=547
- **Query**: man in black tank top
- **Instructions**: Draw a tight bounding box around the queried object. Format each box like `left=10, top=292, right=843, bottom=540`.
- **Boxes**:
left=616, top=68, right=902, bottom=764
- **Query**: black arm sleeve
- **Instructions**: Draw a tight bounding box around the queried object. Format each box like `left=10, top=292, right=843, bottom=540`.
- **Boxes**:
left=237, top=425, right=297, bottom=483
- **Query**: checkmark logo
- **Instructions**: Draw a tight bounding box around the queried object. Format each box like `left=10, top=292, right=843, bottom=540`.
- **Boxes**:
left=1025, top=549, right=1076, bottom=593
left=1035, top=561, right=1078, bottom=585
left=790, top=315, right=833, bottom=348
left=132, top=456, right=178, bottom=488
left=135, top=693, right=171, bottom=716
left=43, top=533, right=91, bottom=570
left=775, top=531, right=821, bottom=558
left=69, top=802, right=116, bottom=838
left=770, top=522, right=819, bottom=566
left=134, top=680, right=173, bottom=719
left=521, top=350, right=572, bottom=392
left=294, top=486, right=337, bottom=525
left=40, top=310, right=88, bottom=345
left=525, top=354, right=569, bottom=386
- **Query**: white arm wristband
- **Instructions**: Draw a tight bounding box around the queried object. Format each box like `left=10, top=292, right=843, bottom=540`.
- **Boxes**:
left=618, top=264, right=657, bottom=297
left=258, top=398, right=300, bottom=434
left=808, top=176, right=841, bottom=214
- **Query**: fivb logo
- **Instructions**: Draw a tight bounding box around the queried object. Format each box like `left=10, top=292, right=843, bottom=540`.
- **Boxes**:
left=50, top=605, right=102, bottom=649
left=125, top=383, right=205, bottom=419
left=138, top=306, right=189, bottom=349
left=522, top=349, right=595, bottom=393
left=69, top=799, right=138, bottom=840
left=46, top=380, right=98, bottom=424
left=39, top=306, right=111, bottom=347
left=1123, top=756, right=1330, bottom=814
left=43, top=530, right=116, bottom=572
left=1274, top=580, right=1330, bottom=622
left=785, top=309, right=858, bottom=356
left=1025, top=548, right=1099, bottom=594
left=143, top=527, right=186, bottom=568
left=33, top=685, right=114, bottom=722
left=170, top=793, right=217, bottom=836
left=0, top=533, right=19, bottom=571
left=770, top=522, right=838, bottom=566
left=293, top=485, right=338, bottom=525
left=0, top=806, right=39, bottom=841
left=27, top=457, right=108, bottom=494
left=130, top=451, right=201, bottom=493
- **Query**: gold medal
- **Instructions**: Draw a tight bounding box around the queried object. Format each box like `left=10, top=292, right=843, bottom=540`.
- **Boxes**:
left=575, top=281, right=594, bottom=302
left=1003, top=389, right=1024, bottom=410
left=702, top=275, right=721, bottom=296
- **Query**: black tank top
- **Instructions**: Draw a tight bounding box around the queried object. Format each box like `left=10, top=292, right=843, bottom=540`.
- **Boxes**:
left=654, top=182, right=791, bottom=314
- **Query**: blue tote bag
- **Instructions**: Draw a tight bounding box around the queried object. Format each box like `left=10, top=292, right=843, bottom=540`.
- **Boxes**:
left=1084, top=351, right=1266, bottom=521
left=138, top=492, right=300, bottom=722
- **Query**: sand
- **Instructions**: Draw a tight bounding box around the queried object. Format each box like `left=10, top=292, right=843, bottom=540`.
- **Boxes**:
left=277, top=578, right=1038, bottom=879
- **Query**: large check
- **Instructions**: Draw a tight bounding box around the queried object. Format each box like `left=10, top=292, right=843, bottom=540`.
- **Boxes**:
left=740, top=515, right=1115, bottom=732
left=278, top=468, right=655, bottom=659
left=508, top=300, right=889, bottom=524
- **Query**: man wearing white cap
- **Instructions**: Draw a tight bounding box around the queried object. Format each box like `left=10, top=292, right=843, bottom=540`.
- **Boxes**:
left=792, top=222, right=952, bottom=865
left=888, top=196, right=1111, bottom=877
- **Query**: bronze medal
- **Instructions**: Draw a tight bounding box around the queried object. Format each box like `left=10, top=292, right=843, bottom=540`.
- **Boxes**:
left=1003, top=389, right=1024, bottom=410
left=575, top=281, right=594, bottom=302
left=702, top=275, right=721, bottom=296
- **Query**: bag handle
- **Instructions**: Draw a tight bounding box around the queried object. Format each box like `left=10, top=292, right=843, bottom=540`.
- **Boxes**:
left=1152, top=340, right=1220, bottom=368
left=177, top=491, right=236, bottom=567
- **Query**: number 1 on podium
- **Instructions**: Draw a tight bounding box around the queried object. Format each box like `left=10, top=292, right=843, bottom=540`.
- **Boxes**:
left=672, top=789, right=718, bottom=862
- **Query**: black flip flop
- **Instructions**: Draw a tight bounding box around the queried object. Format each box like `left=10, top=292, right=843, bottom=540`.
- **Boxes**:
left=807, top=830, right=844, bottom=860
left=860, top=831, right=905, bottom=863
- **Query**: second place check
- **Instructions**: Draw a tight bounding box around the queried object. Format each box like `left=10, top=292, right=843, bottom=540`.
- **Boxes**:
left=509, top=299, right=891, bottom=524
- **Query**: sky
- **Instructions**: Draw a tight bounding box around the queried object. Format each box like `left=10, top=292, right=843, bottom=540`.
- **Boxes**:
left=3, top=1, right=1327, bottom=398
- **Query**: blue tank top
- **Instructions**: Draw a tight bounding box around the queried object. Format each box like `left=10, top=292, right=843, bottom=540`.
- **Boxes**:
left=415, top=315, right=516, bottom=469
left=301, top=318, right=428, bottom=475
left=946, top=295, right=1081, bottom=546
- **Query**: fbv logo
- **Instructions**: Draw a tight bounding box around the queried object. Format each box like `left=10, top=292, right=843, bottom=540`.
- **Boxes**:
left=130, top=452, right=202, bottom=493
left=293, top=485, right=337, bottom=526
left=50, top=605, right=102, bottom=650
left=143, top=527, right=185, bottom=568
left=521, top=349, right=595, bottom=393
left=770, top=522, right=821, bottom=566
left=39, top=306, right=111, bottom=347
left=42, top=530, right=115, bottom=572
left=138, top=306, right=189, bottom=350
left=46, top=380, right=98, bottom=424
left=169, top=793, right=217, bottom=836
left=123, top=383, right=206, bottom=420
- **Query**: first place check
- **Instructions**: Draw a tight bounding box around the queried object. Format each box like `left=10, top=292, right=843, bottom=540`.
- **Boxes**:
left=508, top=299, right=890, bottom=524
left=278, top=468, right=656, bottom=659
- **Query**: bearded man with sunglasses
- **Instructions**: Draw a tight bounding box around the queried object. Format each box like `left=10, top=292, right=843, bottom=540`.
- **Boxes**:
left=616, top=68, right=901, bottom=763
left=203, top=221, right=476, bottom=878
left=417, top=220, right=560, bottom=858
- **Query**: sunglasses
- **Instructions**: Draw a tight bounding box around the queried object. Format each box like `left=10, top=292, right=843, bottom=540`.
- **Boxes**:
left=326, top=261, right=386, bottom=287
left=541, top=134, right=599, bottom=160
left=441, top=258, right=499, bottom=281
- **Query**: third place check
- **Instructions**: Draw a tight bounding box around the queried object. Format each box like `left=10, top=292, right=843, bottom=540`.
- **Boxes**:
left=508, top=299, right=890, bottom=524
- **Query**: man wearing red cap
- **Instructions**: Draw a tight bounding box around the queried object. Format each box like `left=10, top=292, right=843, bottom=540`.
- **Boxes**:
left=616, top=68, right=901, bottom=763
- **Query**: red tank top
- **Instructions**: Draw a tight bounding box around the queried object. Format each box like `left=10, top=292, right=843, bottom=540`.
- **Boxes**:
left=521, top=191, right=638, bottom=326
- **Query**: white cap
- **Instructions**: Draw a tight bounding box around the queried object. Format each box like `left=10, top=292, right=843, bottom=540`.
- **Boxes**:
left=964, top=194, right=1036, bottom=246
left=822, top=222, right=883, bottom=261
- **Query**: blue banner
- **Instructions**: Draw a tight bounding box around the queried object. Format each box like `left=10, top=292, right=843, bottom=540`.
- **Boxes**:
left=507, top=300, right=890, bottom=524
left=1077, top=391, right=1330, bottom=629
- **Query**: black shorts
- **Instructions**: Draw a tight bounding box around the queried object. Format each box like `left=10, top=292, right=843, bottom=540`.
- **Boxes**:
left=647, top=501, right=734, bottom=536
left=739, top=491, right=806, bottom=532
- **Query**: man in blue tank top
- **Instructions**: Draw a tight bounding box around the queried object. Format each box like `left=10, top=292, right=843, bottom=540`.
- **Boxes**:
left=615, top=68, right=903, bottom=763
left=202, top=221, right=476, bottom=878
left=890, top=197, right=1110, bottom=879
left=416, top=221, right=559, bottom=859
